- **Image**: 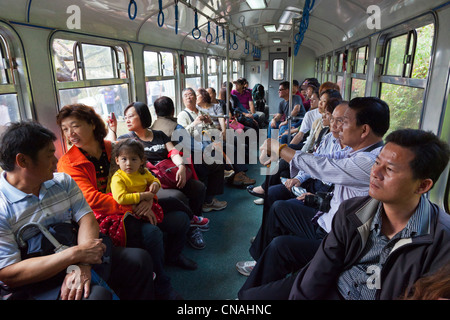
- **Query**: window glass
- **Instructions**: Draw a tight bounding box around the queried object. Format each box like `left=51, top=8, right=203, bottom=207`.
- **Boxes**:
left=208, top=57, right=217, bottom=74
left=0, top=28, right=30, bottom=140
left=0, top=44, right=8, bottom=84
left=185, top=56, right=200, bottom=75
left=0, top=94, right=20, bottom=133
left=350, top=78, right=366, bottom=99
left=161, top=52, right=174, bottom=76
left=59, top=84, right=129, bottom=119
left=337, top=53, right=344, bottom=72
left=355, top=46, right=367, bottom=74
left=412, top=23, right=434, bottom=79
left=144, top=51, right=159, bottom=76
left=380, top=83, right=423, bottom=132
left=385, top=34, right=408, bottom=77
left=186, top=77, right=201, bottom=91
left=52, top=39, right=77, bottom=82
left=82, top=44, right=115, bottom=79
left=146, top=79, right=176, bottom=122
left=272, top=59, right=284, bottom=80
left=208, top=77, right=217, bottom=91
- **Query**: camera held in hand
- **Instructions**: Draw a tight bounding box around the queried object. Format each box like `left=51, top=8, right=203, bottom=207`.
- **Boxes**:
left=304, top=192, right=333, bottom=212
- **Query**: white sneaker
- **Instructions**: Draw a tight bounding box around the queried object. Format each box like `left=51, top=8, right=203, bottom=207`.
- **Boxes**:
left=236, top=260, right=256, bottom=276
left=254, top=198, right=264, bottom=205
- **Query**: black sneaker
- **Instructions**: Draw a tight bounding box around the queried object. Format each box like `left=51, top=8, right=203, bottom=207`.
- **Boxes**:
left=187, top=227, right=206, bottom=250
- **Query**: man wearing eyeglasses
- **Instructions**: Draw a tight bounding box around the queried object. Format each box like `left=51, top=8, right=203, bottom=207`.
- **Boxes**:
left=269, top=81, right=305, bottom=137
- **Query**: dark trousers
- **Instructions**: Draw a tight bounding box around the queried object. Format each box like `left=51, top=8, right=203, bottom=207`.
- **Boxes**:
left=1, top=246, right=155, bottom=300
left=194, top=162, right=224, bottom=202
left=249, top=198, right=321, bottom=261
left=261, top=159, right=290, bottom=192
left=125, top=208, right=189, bottom=299
left=241, top=199, right=327, bottom=300
left=180, top=178, right=206, bottom=216
left=266, top=179, right=333, bottom=209
left=157, top=175, right=206, bottom=217
left=108, top=246, right=155, bottom=300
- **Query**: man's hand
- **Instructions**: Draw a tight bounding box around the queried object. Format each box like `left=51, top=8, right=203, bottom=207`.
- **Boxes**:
left=259, top=138, right=280, bottom=167
left=284, top=178, right=301, bottom=191
left=60, top=264, right=92, bottom=300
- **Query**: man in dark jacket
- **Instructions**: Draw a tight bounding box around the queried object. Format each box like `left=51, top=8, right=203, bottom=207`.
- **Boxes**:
left=289, top=128, right=450, bottom=300
left=241, top=128, right=450, bottom=299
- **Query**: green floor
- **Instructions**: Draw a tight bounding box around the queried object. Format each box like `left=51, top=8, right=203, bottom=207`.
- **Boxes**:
left=165, top=163, right=265, bottom=300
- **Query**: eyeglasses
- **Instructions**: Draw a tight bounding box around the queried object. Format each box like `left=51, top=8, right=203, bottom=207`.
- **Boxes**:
left=330, top=116, right=343, bottom=125
left=278, top=88, right=287, bottom=92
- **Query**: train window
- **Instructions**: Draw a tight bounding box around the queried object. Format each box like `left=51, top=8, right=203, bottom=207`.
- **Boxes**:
left=314, top=59, right=319, bottom=80
left=355, top=46, right=368, bottom=74
left=349, top=45, right=368, bottom=100
left=144, top=49, right=177, bottom=119
left=334, top=51, right=346, bottom=97
left=0, top=29, right=30, bottom=136
left=0, top=39, right=8, bottom=84
left=144, top=51, right=159, bottom=76
left=272, top=58, right=284, bottom=80
left=379, top=23, right=435, bottom=132
left=145, top=51, right=175, bottom=78
left=82, top=44, right=115, bottom=80
left=207, top=57, right=219, bottom=91
left=52, top=36, right=131, bottom=136
left=317, top=57, right=324, bottom=83
left=337, top=53, right=344, bottom=73
left=185, top=54, right=202, bottom=90
left=232, top=60, right=241, bottom=80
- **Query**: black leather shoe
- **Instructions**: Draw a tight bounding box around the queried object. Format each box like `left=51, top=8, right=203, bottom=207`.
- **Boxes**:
left=246, top=185, right=264, bottom=198
left=169, top=254, right=198, bottom=270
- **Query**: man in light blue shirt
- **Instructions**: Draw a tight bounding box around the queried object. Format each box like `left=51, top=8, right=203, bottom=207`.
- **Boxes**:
left=0, top=121, right=155, bottom=300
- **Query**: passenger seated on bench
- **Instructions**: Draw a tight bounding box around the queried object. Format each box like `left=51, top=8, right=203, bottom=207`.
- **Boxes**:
left=279, top=86, right=320, bottom=145
left=269, top=81, right=305, bottom=139
left=239, top=128, right=450, bottom=300
left=56, top=104, right=191, bottom=300
left=177, top=88, right=227, bottom=212
left=287, top=129, right=450, bottom=300
left=0, top=121, right=155, bottom=300
left=119, top=101, right=208, bottom=250
left=265, top=101, right=350, bottom=209
left=236, top=97, right=390, bottom=285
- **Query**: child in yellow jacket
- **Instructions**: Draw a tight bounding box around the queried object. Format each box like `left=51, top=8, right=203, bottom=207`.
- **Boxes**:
left=111, top=139, right=163, bottom=223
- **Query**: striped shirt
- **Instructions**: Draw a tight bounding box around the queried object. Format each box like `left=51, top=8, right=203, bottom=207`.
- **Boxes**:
left=290, top=142, right=382, bottom=232
left=337, top=197, right=427, bottom=300
left=291, top=133, right=350, bottom=185
left=0, top=172, right=92, bottom=270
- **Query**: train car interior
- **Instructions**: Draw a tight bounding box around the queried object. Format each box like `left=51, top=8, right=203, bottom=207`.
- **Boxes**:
left=0, top=0, right=449, bottom=300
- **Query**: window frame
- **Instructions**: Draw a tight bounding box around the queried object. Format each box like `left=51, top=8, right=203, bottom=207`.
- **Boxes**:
left=376, top=17, right=436, bottom=131
left=207, top=56, right=219, bottom=92
left=184, top=52, right=203, bottom=90
left=0, top=23, right=32, bottom=123
left=144, top=47, right=179, bottom=113
left=272, top=58, right=285, bottom=81
left=347, top=43, right=369, bottom=100
left=52, top=33, right=131, bottom=93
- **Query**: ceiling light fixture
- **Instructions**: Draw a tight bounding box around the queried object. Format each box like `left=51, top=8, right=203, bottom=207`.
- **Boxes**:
left=246, top=0, right=267, bottom=10
left=263, top=25, right=277, bottom=32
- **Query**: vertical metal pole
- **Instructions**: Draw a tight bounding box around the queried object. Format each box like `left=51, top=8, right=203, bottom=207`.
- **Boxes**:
left=287, top=18, right=299, bottom=143
left=226, top=25, right=230, bottom=129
